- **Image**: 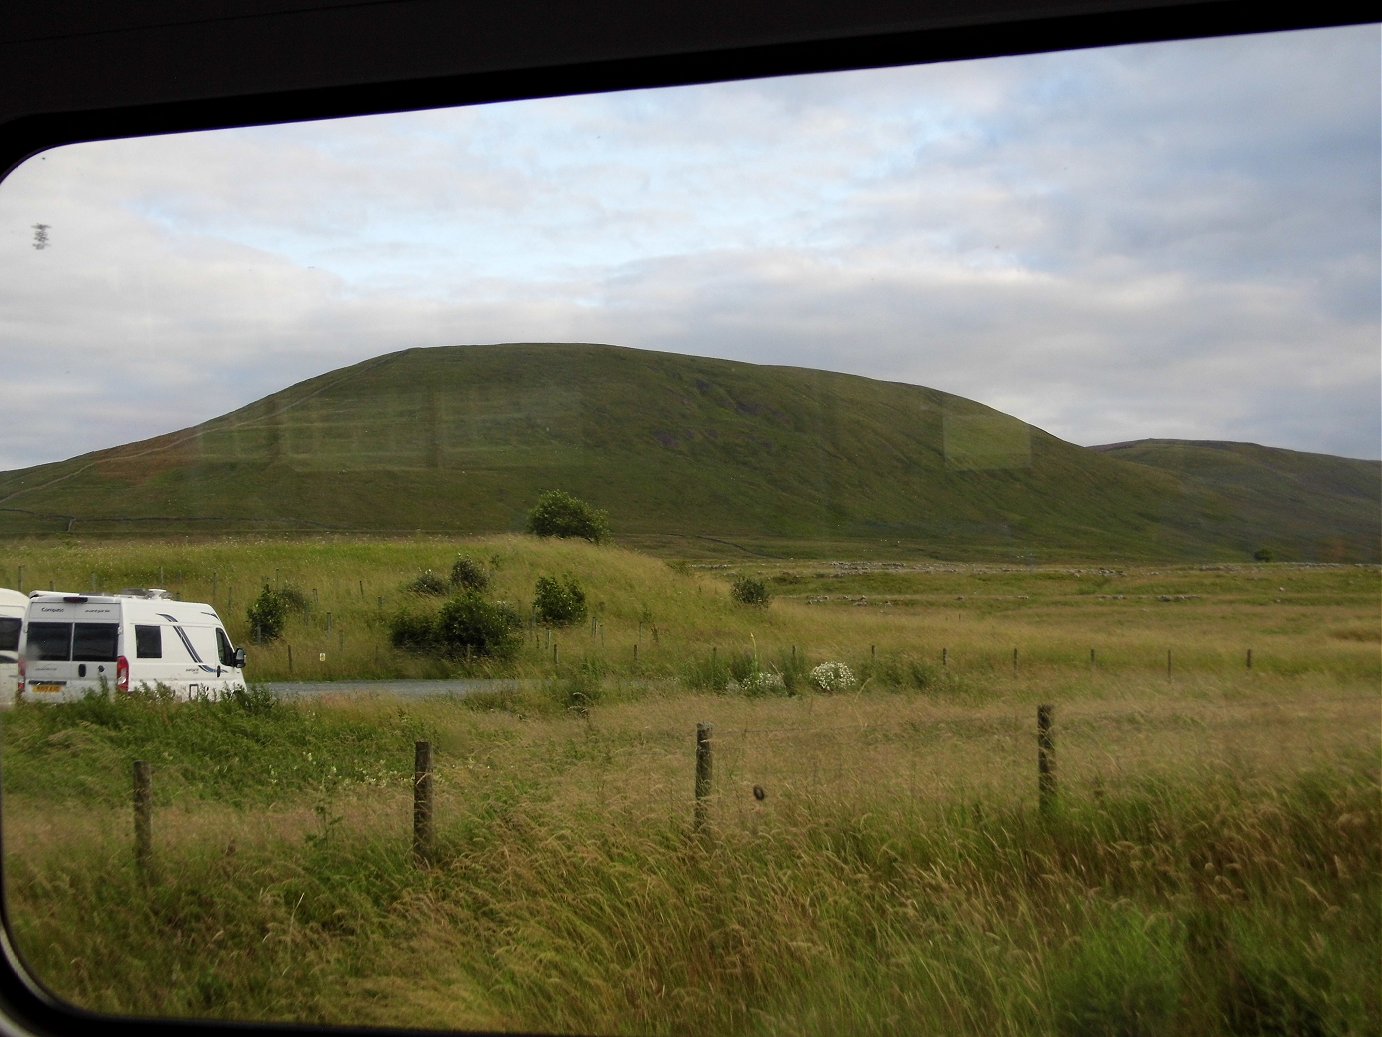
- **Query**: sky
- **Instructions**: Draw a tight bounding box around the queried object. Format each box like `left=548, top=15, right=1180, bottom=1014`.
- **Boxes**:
left=1, top=23, right=1378, bottom=471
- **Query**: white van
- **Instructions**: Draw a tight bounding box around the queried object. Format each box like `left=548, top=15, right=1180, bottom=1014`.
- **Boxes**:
left=18, top=589, right=247, bottom=703
left=0, top=588, right=27, bottom=706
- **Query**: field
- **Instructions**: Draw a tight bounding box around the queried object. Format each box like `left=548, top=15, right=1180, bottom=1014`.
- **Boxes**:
left=1, top=536, right=1378, bottom=1035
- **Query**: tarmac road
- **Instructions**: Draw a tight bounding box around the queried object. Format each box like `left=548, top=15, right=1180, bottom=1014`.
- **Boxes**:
left=262, top=679, right=535, bottom=700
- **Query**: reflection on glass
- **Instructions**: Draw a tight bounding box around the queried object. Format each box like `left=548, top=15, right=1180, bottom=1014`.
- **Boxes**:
left=0, top=24, right=1378, bottom=1035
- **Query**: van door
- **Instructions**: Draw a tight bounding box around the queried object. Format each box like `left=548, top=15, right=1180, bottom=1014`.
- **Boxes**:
left=22, top=619, right=121, bottom=700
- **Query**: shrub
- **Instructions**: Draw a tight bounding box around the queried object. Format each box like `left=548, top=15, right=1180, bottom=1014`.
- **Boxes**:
left=389, top=607, right=438, bottom=652
left=406, top=568, right=449, bottom=595
left=810, top=661, right=856, bottom=693
left=730, top=576, right=770, bottom=607
left=533, top=574, right=588, bottom=627
left=526, top=490, right=610, bottom=543
left=434, top=593, right=522, bottom=660
left=1253, top=547, right=1275, bottom=562
left=728, top=669, right=787, bottom=697
left=450, top=555, right=491, bottom=592
left=246, top=585, right=308, bottom=642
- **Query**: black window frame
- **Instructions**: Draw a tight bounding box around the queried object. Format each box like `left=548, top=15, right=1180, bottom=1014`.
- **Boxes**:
left=0, top=5, right=1373, bottom=1037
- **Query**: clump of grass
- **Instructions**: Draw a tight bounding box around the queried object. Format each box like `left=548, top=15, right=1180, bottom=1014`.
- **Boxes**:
left=7, top=736, right=1375, bottom=1035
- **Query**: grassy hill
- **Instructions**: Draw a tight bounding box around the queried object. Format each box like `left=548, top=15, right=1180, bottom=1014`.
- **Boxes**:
left=0, top=343, right=1375, bottom=561
left=1091, top=439, right=1380, bottom=563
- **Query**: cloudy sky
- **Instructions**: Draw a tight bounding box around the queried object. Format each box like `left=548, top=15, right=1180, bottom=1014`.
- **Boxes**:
left=1, top=23, right=1378, bottom=471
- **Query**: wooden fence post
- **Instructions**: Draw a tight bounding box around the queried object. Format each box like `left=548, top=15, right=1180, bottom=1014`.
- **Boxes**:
left=1037, top=705, right=1056, bottom=815
left=413, top=741, right=434, bottom=865
left=694, top=723, right=713, bottom=830
left=133, top=760, right=153, bottom=877
left=1246, top=648, right=1253, bottom=670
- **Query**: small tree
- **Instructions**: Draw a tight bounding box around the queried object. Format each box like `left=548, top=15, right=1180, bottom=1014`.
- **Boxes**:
left=534, top=574, right=588, bottom=626
left=526, top=490, right=610, bottom=543
left=246, top=585, right=308, bottom=642
left=1253, top=547, right=1275, bottom=563
left=247, top=586, right=288, bottom=642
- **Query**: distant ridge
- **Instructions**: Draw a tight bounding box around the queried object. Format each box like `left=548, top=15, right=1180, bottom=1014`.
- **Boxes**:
left=0, top=343, right=1376, bottom=562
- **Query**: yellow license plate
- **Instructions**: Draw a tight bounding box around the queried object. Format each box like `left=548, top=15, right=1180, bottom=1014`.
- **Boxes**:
left=30, top=683, right=63, bottom=694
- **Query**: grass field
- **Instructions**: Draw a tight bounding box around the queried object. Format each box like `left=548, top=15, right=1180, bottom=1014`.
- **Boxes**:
left=1, top=536, right=1378, bottom=1034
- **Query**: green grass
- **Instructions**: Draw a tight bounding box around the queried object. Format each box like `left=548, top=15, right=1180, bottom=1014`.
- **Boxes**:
left=0, top=539, right=1377, bottom=1032
left=3, top=536, right=1378, bottom=687
left=3, top=689, right=1376, bottom=1034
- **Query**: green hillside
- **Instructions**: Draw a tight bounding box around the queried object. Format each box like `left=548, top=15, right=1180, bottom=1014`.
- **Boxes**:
left=1091, top=439, right=1380, bottom=563
left=0, top=343, right=1374, bottom=561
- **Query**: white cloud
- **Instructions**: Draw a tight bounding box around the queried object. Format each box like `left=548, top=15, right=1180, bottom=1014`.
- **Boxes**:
left=0, top=24, right=1377, bottom=470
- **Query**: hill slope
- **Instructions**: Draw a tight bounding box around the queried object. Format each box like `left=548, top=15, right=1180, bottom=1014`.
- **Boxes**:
left=1091, top=440, right=1380, bottom=563
left=0, top=344, right=1375, bottom=561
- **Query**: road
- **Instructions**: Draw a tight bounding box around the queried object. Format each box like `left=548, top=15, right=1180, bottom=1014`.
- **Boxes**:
left=262, top=679, right=536, bottom=700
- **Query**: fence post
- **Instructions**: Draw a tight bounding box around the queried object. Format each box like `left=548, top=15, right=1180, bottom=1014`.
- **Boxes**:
left=413, top=741, right=434, bottom=865
left=694, top=723, right=713, bottom=830
left=1037, top=705, right=1056, bottom=815
left=1246, top=648, right=1253, bottom=670
left=1167, top=649, right=1172, bottom=679
left=1089, top=647, right=1096, bottom=671
left=1013, top=647, right=1019, bottom=676
left=942, top=647, right=948, bottom=668
left=133, top=760, right=153, bottom=877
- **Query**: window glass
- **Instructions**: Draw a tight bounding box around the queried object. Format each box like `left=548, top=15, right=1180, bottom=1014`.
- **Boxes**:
left=71, top=623, right=119, bottom=662
left=22, top=623, right=71, bottom=661
left=135, top=625, right=163, bottom=659
left=0, top=617, right=19, bottom=654
left=215, top=628, right=236, bottom=667
left=0, top=20, right=1377, bottom=1037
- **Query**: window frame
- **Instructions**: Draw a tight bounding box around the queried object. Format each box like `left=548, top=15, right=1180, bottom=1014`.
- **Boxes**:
left=0, top=3, right=1373, bottom=1037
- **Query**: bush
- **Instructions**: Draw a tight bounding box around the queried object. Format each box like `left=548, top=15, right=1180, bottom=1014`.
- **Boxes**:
left=731, top=576, right=770, bottom=607
left=526, top=490, right=610, bottom=543
left=534, top=574, right=588, bottom=627
left=434, top=593, right=522, bottom=660
left=246, top=585, right=308, bottom=642
left=389, top=607, right=438, bottom=652
left=810, top=661, right=856, bottom=693
left=406, top=568, right=449, bottom=595
left=450, top=555, right=491, bottom=592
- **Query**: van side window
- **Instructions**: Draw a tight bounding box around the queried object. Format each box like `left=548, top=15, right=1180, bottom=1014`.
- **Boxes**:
left=72, top=622, right=119, bottom=662
left=216, top=628, right=237, bottom=667
left=0, top=617, right=19, bottom=653
left=25, top=622, right=72, bottom=661
left=135, top=625, right=163, bottom=659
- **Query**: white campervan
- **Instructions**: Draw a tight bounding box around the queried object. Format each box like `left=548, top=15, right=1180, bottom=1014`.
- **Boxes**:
left=18, top=589, right=247, bottom=703
left=0, top=588, right=27, bottom=705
